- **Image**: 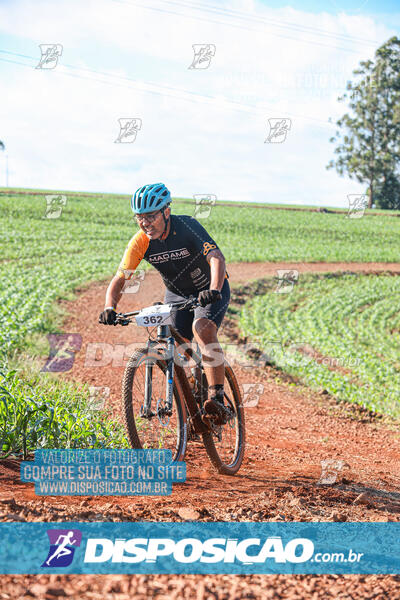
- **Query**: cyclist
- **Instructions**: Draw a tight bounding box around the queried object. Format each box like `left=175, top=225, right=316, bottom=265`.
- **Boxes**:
left=99, top=183, right=230, bottom=424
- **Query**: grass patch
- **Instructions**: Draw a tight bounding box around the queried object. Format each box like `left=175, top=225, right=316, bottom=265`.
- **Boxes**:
left=237, top=272, right=400, bottom=419
left=0, top=364, right=128, bottom=459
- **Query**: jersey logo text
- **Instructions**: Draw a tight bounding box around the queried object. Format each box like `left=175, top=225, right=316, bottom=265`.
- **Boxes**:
left=148, top=248, right=190, bottom=263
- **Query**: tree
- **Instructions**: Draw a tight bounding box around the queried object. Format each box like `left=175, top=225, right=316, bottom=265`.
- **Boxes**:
left=327, top=37, right=400, bottom=209
left=374, top=172, right=400, bottom=209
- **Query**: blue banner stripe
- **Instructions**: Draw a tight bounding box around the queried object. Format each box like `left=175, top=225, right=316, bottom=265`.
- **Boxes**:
left=0, top=523, right=399, bottom=574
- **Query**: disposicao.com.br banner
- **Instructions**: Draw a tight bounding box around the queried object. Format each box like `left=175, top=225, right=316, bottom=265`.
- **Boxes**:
left=0, top=522, right=399, bottom=574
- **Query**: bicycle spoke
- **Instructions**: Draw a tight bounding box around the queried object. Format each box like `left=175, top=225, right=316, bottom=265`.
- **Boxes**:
left=201, top=365, right=245, bottom=474
left=210, top=392, right=239, bottom=464
left=125, top=354, right=183, bottom=457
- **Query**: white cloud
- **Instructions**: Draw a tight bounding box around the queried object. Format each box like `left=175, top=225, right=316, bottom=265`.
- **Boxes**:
left=0, top=0, right=397, bottom=205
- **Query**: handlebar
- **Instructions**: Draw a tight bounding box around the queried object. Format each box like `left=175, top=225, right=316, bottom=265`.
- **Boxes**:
left=114, top=295, right=200, bottom=326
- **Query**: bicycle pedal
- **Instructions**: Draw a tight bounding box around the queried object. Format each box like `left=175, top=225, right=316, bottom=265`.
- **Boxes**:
left=202, top=411, right=227, bottom=428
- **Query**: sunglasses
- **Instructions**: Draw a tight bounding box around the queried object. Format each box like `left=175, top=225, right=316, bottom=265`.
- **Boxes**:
left=135, top=211, right=161, bottom=223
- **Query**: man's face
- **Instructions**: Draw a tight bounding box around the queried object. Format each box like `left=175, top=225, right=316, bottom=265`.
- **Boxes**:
left=136, top=207, right=170, bottom=239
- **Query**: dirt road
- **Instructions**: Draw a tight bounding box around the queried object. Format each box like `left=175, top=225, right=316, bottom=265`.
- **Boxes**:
left=1, top=262, right=400, bottom=598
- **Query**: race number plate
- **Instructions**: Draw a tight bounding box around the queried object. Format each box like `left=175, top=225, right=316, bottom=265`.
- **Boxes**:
left=135, top=304, right=174, bottom=327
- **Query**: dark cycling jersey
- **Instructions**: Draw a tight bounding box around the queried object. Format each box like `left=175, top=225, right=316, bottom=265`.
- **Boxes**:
left=117, top=214, right=227, bottom=297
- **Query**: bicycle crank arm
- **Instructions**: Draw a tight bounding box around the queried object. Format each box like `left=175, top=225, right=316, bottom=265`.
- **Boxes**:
left=174, top=364, right=209, bottom=434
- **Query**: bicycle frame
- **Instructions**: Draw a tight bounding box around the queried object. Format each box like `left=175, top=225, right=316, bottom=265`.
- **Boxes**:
left=169, top=328, right=210, bottom=435
left=119, top=302, right=209, bottom=434
left=144, top=327, right=175, bottom=416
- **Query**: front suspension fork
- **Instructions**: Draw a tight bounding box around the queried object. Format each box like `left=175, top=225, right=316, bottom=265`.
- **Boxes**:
left=143, top=338, right=175, bottom=415
left=143, top=361, right=153, bottom=417
left=165, top=336, right=175, bottom=411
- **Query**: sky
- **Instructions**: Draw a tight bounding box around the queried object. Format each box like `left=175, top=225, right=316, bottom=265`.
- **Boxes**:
left=0, top=0, right=399, bottom=206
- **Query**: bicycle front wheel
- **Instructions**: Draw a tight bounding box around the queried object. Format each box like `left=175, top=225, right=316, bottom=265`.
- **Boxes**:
left=122, top=347, right=187, bottom=462
left=201, top=363, right=245, bottom=475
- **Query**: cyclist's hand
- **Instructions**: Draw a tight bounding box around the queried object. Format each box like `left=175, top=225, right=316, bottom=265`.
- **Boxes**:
left=99, top=307, right=117, bottom=325
left=198, top=289, right=222, bottom=307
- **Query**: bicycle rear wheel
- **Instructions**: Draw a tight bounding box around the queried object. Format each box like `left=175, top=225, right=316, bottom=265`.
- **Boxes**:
left=122, top=347, right=187, bottom=462
left=201, top=364, right=245, bottom=475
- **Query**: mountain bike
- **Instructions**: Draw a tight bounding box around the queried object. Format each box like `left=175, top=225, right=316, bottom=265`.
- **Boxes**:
left=115, top=296, right=245, bottom=475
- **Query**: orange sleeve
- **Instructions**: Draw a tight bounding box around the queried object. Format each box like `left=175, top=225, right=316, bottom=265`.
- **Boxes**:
left=116, top=230, right=149, bottom=278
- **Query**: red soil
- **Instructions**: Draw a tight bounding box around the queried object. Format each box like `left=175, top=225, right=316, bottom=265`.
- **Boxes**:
left=1, top=262, right=400, bottom=598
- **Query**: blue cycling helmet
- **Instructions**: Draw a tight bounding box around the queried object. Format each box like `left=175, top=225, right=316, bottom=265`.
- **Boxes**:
left=131, top=183, right=171, bottom=214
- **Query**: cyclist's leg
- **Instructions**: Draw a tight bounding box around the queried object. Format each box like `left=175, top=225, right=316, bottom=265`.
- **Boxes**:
left=192, top=318, right=224, bottom=385
left=164, top=289, right=194, bottom=340
left=192, top=280, right=230, bottom=422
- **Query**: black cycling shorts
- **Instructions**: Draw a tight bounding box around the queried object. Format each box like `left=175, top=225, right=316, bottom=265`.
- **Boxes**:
left=164, top=279, right=230, bottom=341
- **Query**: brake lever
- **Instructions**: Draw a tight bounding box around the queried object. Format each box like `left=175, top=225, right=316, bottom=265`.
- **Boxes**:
left=178, top=298, right=199, bottom=311
left=114, top=314, right=131, bottom=326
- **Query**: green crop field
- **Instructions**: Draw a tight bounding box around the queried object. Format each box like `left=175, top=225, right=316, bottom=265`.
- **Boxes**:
left=1, top=188, right=400, bottom=455
left=2, top=188, right=400, bottom=360
left=238, top=272, right=400, bottom=419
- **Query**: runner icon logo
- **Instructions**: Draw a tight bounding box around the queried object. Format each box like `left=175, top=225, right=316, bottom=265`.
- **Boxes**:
left=193, top=194, right=217, bottom=219
left=41, top=333, right=82, bottom=373
left=42, top=529, right=82, bottom=568
left=264, top=118, right=291, bottom=143
left=242, top=383, right=264, bottom=407
left=347, top=194, right=368, bottom=219
left=114, top=118, right=142, bottom=144
left=188, top=44, right=216, bottom=70
left=43, top=195, right=67, bottom=219
left=121, top=269, right=146, bottom=294
left=275, top=269, right=299, bottom=293
left=36, top=44, right=63, bottom=69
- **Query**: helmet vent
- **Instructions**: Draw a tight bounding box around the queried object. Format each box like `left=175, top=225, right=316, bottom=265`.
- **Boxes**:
left=131, top=183, right=171, bottom=214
